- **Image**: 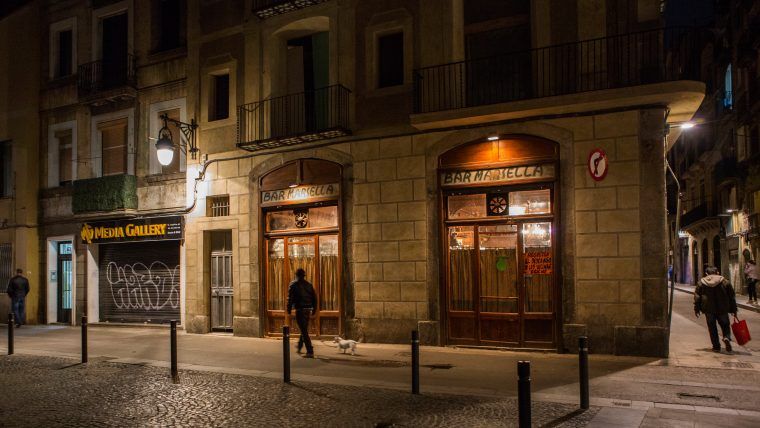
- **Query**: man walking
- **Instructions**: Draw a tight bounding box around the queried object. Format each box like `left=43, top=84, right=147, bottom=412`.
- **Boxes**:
left=744, top=259, right=758, bottom=304
left=7, top=268, right=30, bottom=328
left=287, top=268, right=317, bottom=358
left=694, top=266, right=738, bottom=352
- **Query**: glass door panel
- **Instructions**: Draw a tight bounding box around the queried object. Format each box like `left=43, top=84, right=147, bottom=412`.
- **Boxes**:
left=448, top=226, right=475, bottom=311
left=522, top=222, right=553, bottom=313
left=287, top=236, right=316, bottom=281
left=478, top=225, right=518, bottom=313
left=319, top=235, right=339, bottom=311
left=267, top=238, right=285, bottom=311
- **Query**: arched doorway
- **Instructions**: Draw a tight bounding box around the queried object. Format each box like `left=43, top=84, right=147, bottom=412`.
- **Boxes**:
left=259, top=159, right=343, bottom=337
left=713, top=235, right=721, bottom=272
left=439, top=135, right=559, bottom=348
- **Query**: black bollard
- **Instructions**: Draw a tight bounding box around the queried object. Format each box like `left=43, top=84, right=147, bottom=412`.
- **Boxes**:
left=517, top=361, right=531, bottom=428
left=170, top=320, right=178, bottom=383
left=7, top=313, right=13, bottom=355
left=283, top=325, right=291, bottom=383
left=81, top=315, right=88, bottom=364
left=579, top=336, right=589, bottom=409
left=411, top=330, right=420, bottom=394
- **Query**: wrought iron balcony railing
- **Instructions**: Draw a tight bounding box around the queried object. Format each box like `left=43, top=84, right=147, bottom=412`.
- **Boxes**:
left=252, top=0, right=329, bottom=19
left=237, top=84, right=351, bottom=151
left=680, top=203, right=709, bottom=229
left=77, top=54, right=137, bottom=98
left=413, top=27, right=703, bottom=114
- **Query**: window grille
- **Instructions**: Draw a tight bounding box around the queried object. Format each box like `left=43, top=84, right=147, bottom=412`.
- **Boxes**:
left=209, top=195, right=230, bottom=217
left=0, top=244, right=12, bottom=293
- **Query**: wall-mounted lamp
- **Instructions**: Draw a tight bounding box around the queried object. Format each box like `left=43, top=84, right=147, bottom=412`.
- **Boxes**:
left=487, top=135, right=499, bottom=141
left=156, top=113, right=199, bottom=166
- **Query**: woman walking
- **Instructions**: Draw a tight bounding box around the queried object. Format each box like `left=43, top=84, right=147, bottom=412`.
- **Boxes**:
left=745, top=259, right=758, bottom=304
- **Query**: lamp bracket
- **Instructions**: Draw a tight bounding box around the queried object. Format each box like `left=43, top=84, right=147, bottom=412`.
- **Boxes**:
left=160, top=113, right=199, bottom=159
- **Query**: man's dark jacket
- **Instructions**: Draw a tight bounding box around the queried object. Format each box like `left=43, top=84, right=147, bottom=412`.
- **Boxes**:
left=287, top=278, right=317, bottom=313
left=694, top=274, right=737, bottom=315
left=6, top=275, right=30, bottom=300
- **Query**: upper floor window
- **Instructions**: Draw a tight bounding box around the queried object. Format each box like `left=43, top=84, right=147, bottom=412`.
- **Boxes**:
left=210, top=73, right=230, bottom=121
left=57, top=130, right=73, bottom=186
left=99, top=119, right=128, bottom=176
left=377, top=32, right=404, bottom=88
left=723, top=64, right=733, bottom=109
left=49, top=18, right=76, bottom=80
left=0, top=141, right=11, bottom=197
left=152, top=0, right=186, bottom=53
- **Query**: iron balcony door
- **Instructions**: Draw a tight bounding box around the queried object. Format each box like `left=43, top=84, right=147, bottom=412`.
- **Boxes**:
left=211, top=250, right=233, bottom=331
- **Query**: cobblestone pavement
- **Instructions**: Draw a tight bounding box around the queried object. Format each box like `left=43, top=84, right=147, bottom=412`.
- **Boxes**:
left=0, top=355, right=597, bottom=427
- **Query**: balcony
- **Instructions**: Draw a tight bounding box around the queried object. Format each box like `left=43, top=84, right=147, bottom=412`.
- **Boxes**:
left=77, top=54, right=137, bottom=103
left=252, top=0, right=329, bottom=19
left=681, top=203, right=709, bottom=229
left=72, top=175, right=137, bottom=214
left=412, top=27, right=704, bottom=127
left=749, top=212, right=760, bottom=239
left=237, top=84, right=351, bottom=152
left=713, top=156, right=740, bottom=186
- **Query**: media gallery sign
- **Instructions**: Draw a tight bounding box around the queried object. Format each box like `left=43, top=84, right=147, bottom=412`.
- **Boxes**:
left=441, top=163, right=555, bottom=187
left=81, top=216, right=184, bottom=244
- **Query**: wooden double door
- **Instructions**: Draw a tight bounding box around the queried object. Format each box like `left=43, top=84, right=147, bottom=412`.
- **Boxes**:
left=265, top=233, right=341, bottom=337
left=446, top=220, right=556, bottom=348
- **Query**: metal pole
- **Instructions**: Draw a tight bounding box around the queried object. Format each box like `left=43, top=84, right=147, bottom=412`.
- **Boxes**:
left=579, top=336, right=589, bottom=409
left=517, top=361, right=531, bottom=428
left=283, top=325, right=291, bottom=383
left=81, top=315, right=88, bottom=364
left=170, top=320, right=178, bottom=383
left=7, top=313, right=13, bottom=355
left=411, top=330, right=420, bottom=394
left=666, top=153, right=681, bottom=357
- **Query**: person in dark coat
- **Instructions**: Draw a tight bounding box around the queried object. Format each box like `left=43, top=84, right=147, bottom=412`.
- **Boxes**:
left=287, top=268, right=317, bottom=357
left=694, top=266, right=738, bottom=352
left=6, top=268, right=30, bottom=328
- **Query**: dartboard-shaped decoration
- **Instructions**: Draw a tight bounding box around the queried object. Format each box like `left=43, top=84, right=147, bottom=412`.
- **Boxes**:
left=488, top=195, right=508, bottom=216
left=294, top=210, right=309, bottom=228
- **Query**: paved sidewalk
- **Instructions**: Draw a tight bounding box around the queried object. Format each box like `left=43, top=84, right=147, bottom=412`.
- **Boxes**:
left=673, top=282, right=760, bottom=314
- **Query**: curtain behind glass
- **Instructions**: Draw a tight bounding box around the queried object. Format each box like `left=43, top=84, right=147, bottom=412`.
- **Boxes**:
left=319, top=235, right=339, bottom=311
left=267, top=239, right=285, bottom=310
left=524, top=246, right=552, bottom=312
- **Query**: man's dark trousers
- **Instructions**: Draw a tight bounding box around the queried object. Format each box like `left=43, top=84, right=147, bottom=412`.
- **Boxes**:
left=705, top=313, right=731, bottom=350
left=11, top=298, right=25, bottom=326
left=296, top=308, right=313, bottom=354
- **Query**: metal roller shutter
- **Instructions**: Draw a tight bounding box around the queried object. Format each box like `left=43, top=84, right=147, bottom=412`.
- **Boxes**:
left=99, top=240, right=180, bottom=323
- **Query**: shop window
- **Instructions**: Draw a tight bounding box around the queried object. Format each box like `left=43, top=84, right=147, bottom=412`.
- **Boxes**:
left=508, top=189, right=551, bottom=216
left=56, top=130, right=73, bottom=186
left=208, top=195, right=230, bottom=217
left=478, top=224, right=518, bottom=313
left=0, top=243, right=11, bottom=293
left=448, top=194, right=487, bottom=219
left=99, top=118, right=128, bottom=176
left=523, top=222, right=552, bottom=313
left=266, top=206, right=338, bottom=232
left=377, top=32, right=404, bottom=88
left=0, top=141, right=11, bottom=197
left=209, top=74, right=230, bottom=121
left=447, top=189, right=551, bottom=219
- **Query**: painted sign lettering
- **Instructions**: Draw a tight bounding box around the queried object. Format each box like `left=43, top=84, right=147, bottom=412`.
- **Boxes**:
left=441, top=164, right=555, bottom=187
left=81, top=216, right=183, bottom=244
left=261, top=183, right=340, bottom=206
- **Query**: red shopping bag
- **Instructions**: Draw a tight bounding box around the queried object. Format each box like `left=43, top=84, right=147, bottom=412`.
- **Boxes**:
left=732, top=316, right=751, bottom=346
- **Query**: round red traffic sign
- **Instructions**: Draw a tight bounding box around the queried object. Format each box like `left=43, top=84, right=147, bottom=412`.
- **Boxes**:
left=587, top=148, right=608, bottom=181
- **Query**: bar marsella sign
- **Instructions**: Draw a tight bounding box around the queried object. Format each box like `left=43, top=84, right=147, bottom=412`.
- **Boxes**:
left=441, top=163, right=555, bottom=186
left=261, top=183, right=340, bottom=206
left=81, top=216, right=183, bottom=244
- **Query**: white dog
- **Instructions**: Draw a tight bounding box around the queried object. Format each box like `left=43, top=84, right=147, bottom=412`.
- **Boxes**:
left=333, top=336, right=359, bottom=356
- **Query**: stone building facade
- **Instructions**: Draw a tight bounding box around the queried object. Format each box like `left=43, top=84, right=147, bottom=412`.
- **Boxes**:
left=15, top=0, right=705, bottom=357
left=0, top=2, right=41, bottom=322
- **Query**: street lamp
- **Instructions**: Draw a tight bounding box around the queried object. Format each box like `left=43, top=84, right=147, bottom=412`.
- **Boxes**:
left=155, top=113, right=199, bottom=166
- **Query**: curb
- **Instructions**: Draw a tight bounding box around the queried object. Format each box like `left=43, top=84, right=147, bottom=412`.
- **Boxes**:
left=674, top=286, right=760, bottom=314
